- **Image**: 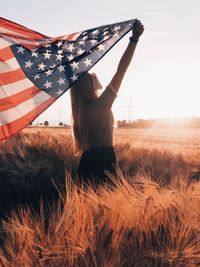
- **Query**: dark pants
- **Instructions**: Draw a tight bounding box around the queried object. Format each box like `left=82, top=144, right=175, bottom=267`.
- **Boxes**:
left=78, top=146, right=116, bottom=186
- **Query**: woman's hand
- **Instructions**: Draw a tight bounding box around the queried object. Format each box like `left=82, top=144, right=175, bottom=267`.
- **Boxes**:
left=131, top=19, right=144, bottom=41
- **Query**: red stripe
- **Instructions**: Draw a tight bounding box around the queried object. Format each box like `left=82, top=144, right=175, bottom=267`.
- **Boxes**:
left=0, top=68, right=26, bottom=85
left=0, top=37, right=43, bottom=50
left=1, top=32, right=44, bottom=42
left=0, top=46, right=14, bottom=61
left=0, top=85, right=41, bottom=112
left=0, top=17, right=48, bottom=39
left=0, top=96, right=54, bottom=140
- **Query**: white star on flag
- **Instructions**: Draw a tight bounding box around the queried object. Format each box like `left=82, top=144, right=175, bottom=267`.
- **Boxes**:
left=97, top=44, right=106, bottom=51
left=67, top=44, right=74, bottom=52
left=78, top=40, right=85, bottom=45
left=31, top=51, right=38, bottom=57
left=77, top=48, right=85, bottom=56
left=56, top=41, right=63, bottom=47
left=25, top=60, right=33, bottom=68
left=58, top=65, right=65, bottom=73
left=56, top=89, right=64, bottom=96
left=90, top=39, right=97, bottom=45
left=83, top=58, right=92, bottom=67
left=114, top=26, right=121, bottom=31
left=44, top=80, right=52, bottom=89
left=57, top=77, right=66, bottom=85
left=17, top=46, right=25, bottom=54
left=71, top=74, right=78, bottom=82
left=70, top=61, right=79, bottom=70
left=38, top=62, right=46, bottom=71
left=46, top=69, right=53, bottom=76
left=56, top=53, right=64, bottom=61
left=43, top=51, right=51, bottom=59
left=33, top=74, right=40, bottom=80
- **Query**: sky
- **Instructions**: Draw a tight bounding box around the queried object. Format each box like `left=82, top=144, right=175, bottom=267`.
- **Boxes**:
left=1, top=0, right=200, bottom=125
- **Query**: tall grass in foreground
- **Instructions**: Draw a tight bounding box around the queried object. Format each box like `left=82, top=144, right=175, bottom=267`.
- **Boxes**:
left=0, top=130, right=199, bottom=266
left=0, top=175, right=200, bottom=267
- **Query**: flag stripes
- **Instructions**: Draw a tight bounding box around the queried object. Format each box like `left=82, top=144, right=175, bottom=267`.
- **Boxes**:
left=0, top=90, right=53, bottom=125
left=0, top=97, right=54, bottom=140
left=0, top=85, right=41, bottom=112
left=0, top=57, right=20, bottom=73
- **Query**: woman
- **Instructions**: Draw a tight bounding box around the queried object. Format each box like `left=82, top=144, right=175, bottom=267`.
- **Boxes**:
left=70, top=19, right=144, bottom=186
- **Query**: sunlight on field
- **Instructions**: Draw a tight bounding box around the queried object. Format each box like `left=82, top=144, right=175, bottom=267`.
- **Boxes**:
left=114, top=128, right=200, bottom=163
left=24, top=127, right=200, bottom=163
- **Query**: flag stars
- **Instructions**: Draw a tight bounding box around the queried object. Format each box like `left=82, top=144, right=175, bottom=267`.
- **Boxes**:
left=58, top=65, right=65, bottom=73
left=78, top=40, right=85, bottom=45
left=56, top=89, right=64, bottom=96
left=17, top=46, right=25, bottom=54
left=70, top=61, right=79, bottom=70
left=67, top=43, right=74, bottom=52
left=70, top=74, right=78, bottom=82
left=77, top=48, right=85, bottom=56
left=67, top=54, right=74, bottom=61
left=45, top=69, right=53, bottom=76
left=11, top=22, right=128, bottom=100
left=25, top=60, right=33, bottom=68
left=38, top=62, right=46, bottom=71
left=83, top=57, right=92, bottom=67
left=44, top=80, right=52, bottom=89
left=90, top=39, right=97, bottom=45
left=57, top=77, right=66, bottom=85
left=31, top=51, right=38, bottom=57
left=43, top=51, right=51, bottom=59
left=113, top=26, right=121, bottom=31
left=97, top=44, right=106, bottom=51
left=56, top=53, right=64, bottom=61
left=33, top=74, right=40, bottom=80
left=56, top=41, right=63, bottom=48
left=58, top=49, right=64, bottom=54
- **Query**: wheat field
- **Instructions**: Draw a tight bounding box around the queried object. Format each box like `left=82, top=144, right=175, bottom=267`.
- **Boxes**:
left=0, top=127, right=199, bottom=267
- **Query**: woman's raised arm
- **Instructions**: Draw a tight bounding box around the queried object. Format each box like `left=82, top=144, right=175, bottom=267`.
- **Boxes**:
left=109, top=19, right=144, bottom=94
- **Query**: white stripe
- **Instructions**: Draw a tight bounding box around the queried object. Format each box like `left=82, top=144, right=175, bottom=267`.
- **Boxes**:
left=0, top=90, right=51, bottom=125
left=0, top=78, right=33, bottom=99
left=0, top=57, right=20, bottom=73
left=0, top=26, right=37, bottom=39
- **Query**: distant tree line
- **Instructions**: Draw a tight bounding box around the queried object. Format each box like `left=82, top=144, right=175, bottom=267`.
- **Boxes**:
left=28, top=121, right=70, bottom=128
left=117, top=117, right=200, bottom=128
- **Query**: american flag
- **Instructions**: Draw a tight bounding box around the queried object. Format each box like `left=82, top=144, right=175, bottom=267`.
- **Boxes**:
left=0, top=17, right=136, bottom=140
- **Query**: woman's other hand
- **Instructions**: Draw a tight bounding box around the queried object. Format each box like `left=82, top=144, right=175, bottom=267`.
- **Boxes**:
left=131, top=19, right=144, bottom=41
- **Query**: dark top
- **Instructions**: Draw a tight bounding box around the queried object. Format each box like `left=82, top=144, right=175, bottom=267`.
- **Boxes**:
left=86, top=85, right=117, bottom=148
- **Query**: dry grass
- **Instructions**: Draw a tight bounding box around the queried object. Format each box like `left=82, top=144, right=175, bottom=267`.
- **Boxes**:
left=0, top=128, right=199, bottom=266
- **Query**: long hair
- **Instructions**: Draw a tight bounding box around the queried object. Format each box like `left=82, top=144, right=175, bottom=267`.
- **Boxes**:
left=70, top=73, right=98, bottom=155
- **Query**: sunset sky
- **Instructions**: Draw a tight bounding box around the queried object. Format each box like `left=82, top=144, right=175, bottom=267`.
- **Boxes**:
left=2, top=0, right=200, bottom=125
